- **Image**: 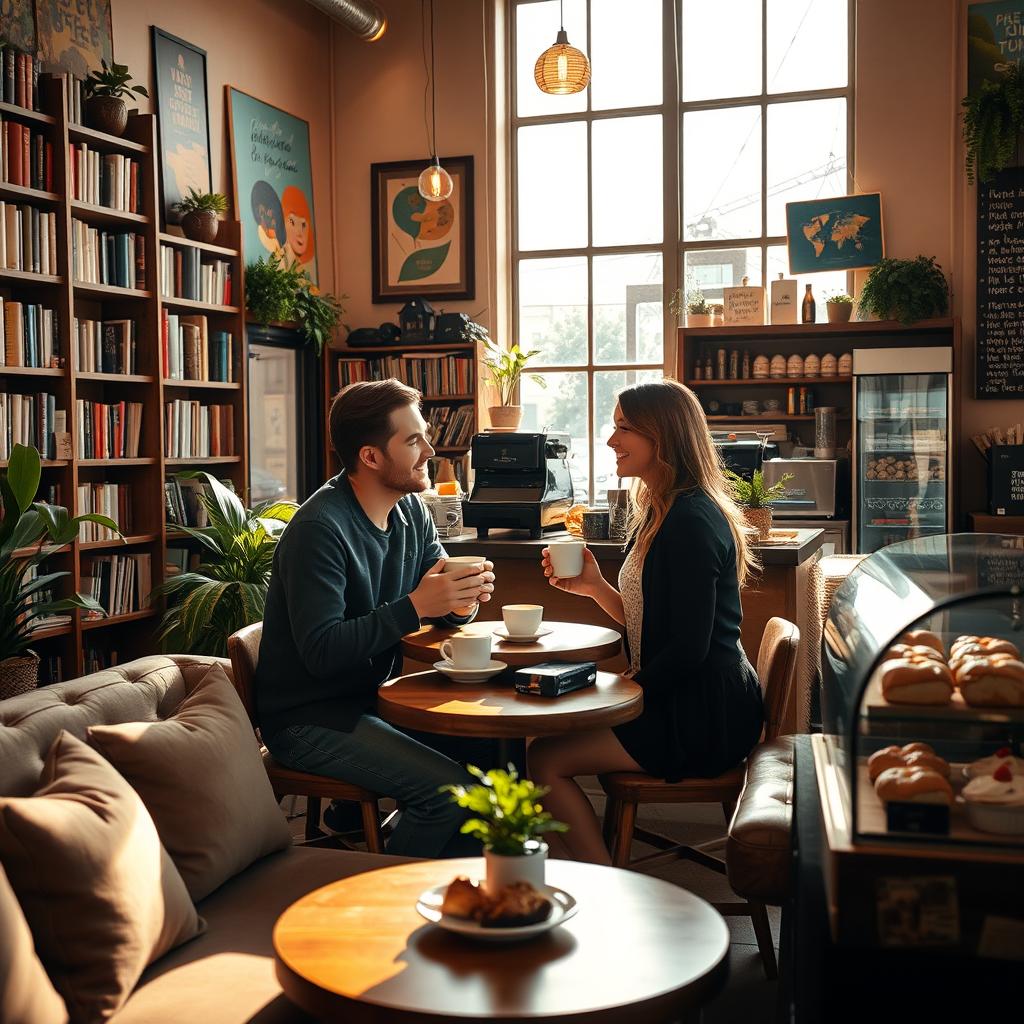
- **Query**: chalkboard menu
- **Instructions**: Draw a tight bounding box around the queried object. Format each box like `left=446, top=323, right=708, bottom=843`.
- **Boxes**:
left=977, top=166, right=1024, bottom=398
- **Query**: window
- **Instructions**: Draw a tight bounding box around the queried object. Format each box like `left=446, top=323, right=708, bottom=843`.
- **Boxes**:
left=511, top=0, right=852, bottom=500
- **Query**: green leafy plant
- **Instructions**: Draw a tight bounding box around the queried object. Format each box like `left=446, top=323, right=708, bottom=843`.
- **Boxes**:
left=442, top=764, right=568, bottom=856
left=826, top=293, right=853, bottom=305
left=293, top=279, right=345, bottom=357
left=84, top=59, right=149, bottom=101
left=0, top=445, right=119, bottom=663
left=962, top=62, right=1024, bottom=184
left=172, top=187, right=228, bottom=216
left=151, top=473, right=298, bottom=656
left=481, top=340, right=546, bottom=407
left=724, top=468, right=793, bottom=510
left=857, top=256, right=950, bottom=326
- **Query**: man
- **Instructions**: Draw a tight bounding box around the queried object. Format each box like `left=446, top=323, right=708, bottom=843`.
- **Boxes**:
left=255, top=378, right=496, bottom=857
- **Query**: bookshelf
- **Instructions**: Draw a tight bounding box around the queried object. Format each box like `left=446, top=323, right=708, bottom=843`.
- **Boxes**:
left=0, top=75, right=248, bottom=681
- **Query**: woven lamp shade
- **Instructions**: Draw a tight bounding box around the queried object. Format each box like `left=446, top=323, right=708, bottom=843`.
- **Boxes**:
left=534, top=31, right=591, bottom=95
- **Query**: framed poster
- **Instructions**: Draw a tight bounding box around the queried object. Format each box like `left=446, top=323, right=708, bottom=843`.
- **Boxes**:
left=371, top=156, right=474, bottom=303
left=785, top=192, right=884, bottom=275
left=227, top=87, right=318, bottom=285
left=151, top=28, right=212, bottom=227
left=34, top=0, right=113, bottom=79
left=968, top=2, right=1024, bottom=98
left=1, top=0, right=37, bottom=52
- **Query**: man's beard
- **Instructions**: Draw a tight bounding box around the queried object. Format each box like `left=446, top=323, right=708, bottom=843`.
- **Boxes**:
left=380, top=457, right=430, bottom=495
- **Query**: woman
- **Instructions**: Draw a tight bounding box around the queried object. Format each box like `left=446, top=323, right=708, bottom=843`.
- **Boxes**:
left=529, top=380, right=764, bottom=864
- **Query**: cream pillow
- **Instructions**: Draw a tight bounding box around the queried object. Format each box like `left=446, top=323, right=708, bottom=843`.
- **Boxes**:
left=89, top=661, right=291, bottom=901
left=0, top=732, right=202, bottom=1024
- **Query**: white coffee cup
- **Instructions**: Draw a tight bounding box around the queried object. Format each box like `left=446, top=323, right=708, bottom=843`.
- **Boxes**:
left=548, top=539, right=586, bottom=578
left=502, top=604, right=543, bottom=637
left=442, top=555, right=485, bottom=575
left=439, top=633, right=492, bottom=670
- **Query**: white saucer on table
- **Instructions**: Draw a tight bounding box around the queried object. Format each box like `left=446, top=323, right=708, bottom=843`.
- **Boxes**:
left=433, top=659, right=507, bottom=683
left=493, top=625, right=553, bottom=644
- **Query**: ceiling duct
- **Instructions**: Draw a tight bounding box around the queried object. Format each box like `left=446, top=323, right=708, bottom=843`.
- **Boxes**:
left=302, top=0, right=388, bottom=41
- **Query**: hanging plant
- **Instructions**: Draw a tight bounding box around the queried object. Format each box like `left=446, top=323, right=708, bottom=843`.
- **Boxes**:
left=962, top=62, right=1024, bottom=184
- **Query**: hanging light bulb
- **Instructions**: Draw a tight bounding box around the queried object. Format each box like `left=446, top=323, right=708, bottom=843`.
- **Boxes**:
left=535, top=0, right=591, bottom=95
left=418, top=157, right=454, bottom=202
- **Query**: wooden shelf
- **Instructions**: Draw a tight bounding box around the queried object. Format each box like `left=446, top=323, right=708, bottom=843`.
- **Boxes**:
left=12, top=543, right=71, bottom=558
left=70, top=200, right=149, bottom=226
left=78, top=458, right=157, bottom=467
left=0, top=365, right=65, bottom=377
left=81, top=608, right=158, bottom=631
left=80, top=533, right=160, bottom=550
left=0, top=459, right=68, bottom=467
left=164, top=455, right=241, bottom=465
left=29, top=623, right=72, bottom=640
left=334, top=342, right=476, bottom=355
left=706, top=415, right=852, bottom=423
left=76, top=372, right=156, bottom=384
left=68, top=123, right=149, bottom=154
left=0, top=99, right=56, bottom=125
left=687, top=377, right=853, bottom=388
left=0, top=180, right=62, bottom=204
left=162, top=378, right=241, bottom=390
left=161, top=296, right=241, bottom=314
left=158, top=232, right=238, bottom=257
left=74, top=281, right=152, bottom=300
left=680, top=317, right=955, bottom=340
left=0, top=268, right=63, bottom=286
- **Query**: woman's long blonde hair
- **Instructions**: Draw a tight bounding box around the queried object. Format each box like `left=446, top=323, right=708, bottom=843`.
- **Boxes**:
left=618, top=380, right=758, bottom=587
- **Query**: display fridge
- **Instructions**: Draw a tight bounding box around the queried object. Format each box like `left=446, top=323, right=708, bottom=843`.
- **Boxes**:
left=852, top=346, right=953, bottom=554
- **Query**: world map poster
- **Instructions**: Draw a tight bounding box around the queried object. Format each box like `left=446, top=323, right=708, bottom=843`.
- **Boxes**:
left=785, top=193, right=884, bottom=275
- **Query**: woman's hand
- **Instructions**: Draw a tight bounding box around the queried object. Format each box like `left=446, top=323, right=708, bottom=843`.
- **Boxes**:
left=541, top=546, right=605, bottom=598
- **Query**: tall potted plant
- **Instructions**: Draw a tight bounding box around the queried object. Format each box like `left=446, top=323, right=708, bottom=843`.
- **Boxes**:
left=0, top=445, right=119, bottom=696
left=151, top=473, right=298, bottom=656
left=173, top=187, right=228, bottom=244
left=83, top=59, right=149, bottom=138
left=481, top=339, right=546, bottom=430
left=724, top=468, right=793, bottom=540
left=443, top=765, right=568, bottom=893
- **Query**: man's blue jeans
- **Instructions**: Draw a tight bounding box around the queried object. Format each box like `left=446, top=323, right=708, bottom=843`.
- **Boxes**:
left=266, top=715, right=491, bottom=858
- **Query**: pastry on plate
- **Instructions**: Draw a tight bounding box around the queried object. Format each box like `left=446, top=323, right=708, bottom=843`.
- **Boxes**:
left=874, top=766, right=953, bottom=805
left=898, top=629, right=944, bottom=657
left=949, top=636, right=1020, bottom=673
left=867, top=743, right=949, bottom=781
left=964, top=747, right=1024, bottom=779
left=880, top=656, right=954, bottom=705
left=441, top=876, right=485, bottom=919
left=956, top=655, right=1024, bottom=707
left=961, top=763, right=1024, bottom=834
left=477, top=881, right=552, bottom=928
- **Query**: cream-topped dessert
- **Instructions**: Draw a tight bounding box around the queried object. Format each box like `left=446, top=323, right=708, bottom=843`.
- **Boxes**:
left=962, top=764, right=1024, bottom=805
left=964, top=748, right=1024, bottom=780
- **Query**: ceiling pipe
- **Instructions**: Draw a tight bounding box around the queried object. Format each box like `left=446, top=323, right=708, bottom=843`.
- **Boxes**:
left=301, top=0, right=388, bottom=41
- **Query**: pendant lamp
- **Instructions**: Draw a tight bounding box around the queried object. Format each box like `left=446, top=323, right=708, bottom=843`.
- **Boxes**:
left=534, top=0, right=591, bottom=95
left=418, top=0, right=453, bottom=202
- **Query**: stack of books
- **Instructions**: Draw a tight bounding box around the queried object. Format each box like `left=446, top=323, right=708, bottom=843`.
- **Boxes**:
left=71, top=220, right=146, bottom=288
left=1, top=117, right=53, bottom=190
left=164, top=475, right=211, bottom=527
left=424, top=404, right=475, bottom=448
left=0, top=393, right=64, bottom=459
left=74, top=399, right=143, bottom=459
left=1, top=45, right=40, bottom=110
left=56, top=73, right=85, bottom=125
left=1, top=201, right=58, bottom=274
left=163, top=400, right=234, bottom=459
left=336, top=352, right=472, bottom=394
left=72, top=317, right=137, bottom=375
left=76, top=482, right=133, bottom=541
left=2, top=300, right=60, bottom=368
left=23, top=565, right=70, bottom=630
left=81, top=553, right=152, bottom=618
left=159, top=245, right=233, bottom=305
left=160, top=311, right=233, bottom=381
left=69, top=145, right=141, bottom=212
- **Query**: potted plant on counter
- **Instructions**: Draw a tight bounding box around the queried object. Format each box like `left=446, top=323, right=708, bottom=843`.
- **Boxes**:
left=857, top=256, right=950, bottom=326
left=443, top=764, right=567, bottom=893
left=0, top=445, right=119, bottom=697
left=825, top=292, right=854, bottom=324
left=84, top=59, right=149, bottom=137
left=725, top=467, right=793, bottom=541
left=481, top=339, right=546, bottom=430
left=173, top=187, right=228, bottom=244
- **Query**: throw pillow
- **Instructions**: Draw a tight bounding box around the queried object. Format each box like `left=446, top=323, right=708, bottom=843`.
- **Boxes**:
left=0, top=732, right=203, bottom=1024
left=88, top=661, right=291, bottom=901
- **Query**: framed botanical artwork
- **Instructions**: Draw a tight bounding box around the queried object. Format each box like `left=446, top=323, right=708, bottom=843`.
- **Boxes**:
left=785, top=192, right=885, bottom=275
left=226, top=87, right=318, bottom=285
left=371, top=156, right=474, bottom=303
left=151, top=28, right=212, bottom=227
left=34, top=0, right=113, bottom=79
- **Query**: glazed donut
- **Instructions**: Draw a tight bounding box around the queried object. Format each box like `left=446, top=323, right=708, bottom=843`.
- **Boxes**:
left=880, top=656, right=955, bottom=705
left=874, top=766, right=953, bottom=805
left=956, top=655, right=1024, bottom=707
left=898, top=629, right=944, bottom=657
left=881, top=644, right=946, bottom=665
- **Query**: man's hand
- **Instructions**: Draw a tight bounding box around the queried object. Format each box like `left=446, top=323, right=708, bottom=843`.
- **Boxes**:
left=410, top=558, right=495, bottom=620
left=452, top=559, right=495, bottom=617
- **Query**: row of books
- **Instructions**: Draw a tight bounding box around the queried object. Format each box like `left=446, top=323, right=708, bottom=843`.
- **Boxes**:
left=1, top=202, right=58, bottom=275
left=336, top=353, right=473, bottom=395
left=23, top=564, right=68, bottom=630
left=164, top=400, right=234, bottom=459
left=159, top=245, right=233, bottom=305
left=56, top=73, right=86, bottom=126
left=70, top=146, right=142, bottom=212
left=76, top=482, right=134, bottom=542
left=71, top=220, right=146, bottom=289
left=73, top=317, right=137, bottom=376
left=0, top=392, right=63, bottom=459
left=38, top=654, right=64, bottom=684
left=160, top=310, right=234, bottom=381
left=1, top=46, right=40, bottom=111
left=74, top=399, right=143, bottom=460
left=2, top=301, right=60, bottom=368
left=2, top=118, right=53, bottom=191
left=424, top=404, right=475, bottom=448
left=82, top=553, right=152, bottom=619
left=164, top=476, right=211, bottom=528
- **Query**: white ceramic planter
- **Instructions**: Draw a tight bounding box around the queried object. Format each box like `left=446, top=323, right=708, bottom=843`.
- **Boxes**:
left=483, top=840, right=547, bottom=894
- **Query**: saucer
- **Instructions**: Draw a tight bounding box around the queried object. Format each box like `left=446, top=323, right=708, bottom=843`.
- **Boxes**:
left=433, top=659, right=507, bottom=683
left=416, top=882, right=577, bottom=942
left=493, top=625, right=553, bottom=644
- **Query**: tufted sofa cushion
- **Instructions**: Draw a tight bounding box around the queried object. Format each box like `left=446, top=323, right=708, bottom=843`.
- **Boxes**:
left=0, top=656, right=232, bottom=798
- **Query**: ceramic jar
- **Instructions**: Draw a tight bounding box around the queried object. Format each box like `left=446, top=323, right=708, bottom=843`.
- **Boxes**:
left=753, top=355, right=771, bottom=379
left=787, top=354, right=804, bottom=378
left=769, top=354, right=787, bottom=378
left=820, top=353, right=838, bottom=377
left=804, top=354, right=821, bottom=378
left=838, top=352, right=853, bottom=376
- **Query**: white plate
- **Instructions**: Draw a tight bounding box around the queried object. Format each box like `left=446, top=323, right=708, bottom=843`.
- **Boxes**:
left=493, top=625, right=554, bottom=644
left=433, top=659, right=507, bottom=683
left=415, top=882, right=577, bottom=942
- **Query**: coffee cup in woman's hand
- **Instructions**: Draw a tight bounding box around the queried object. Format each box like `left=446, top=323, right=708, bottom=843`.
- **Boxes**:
left=541, top=544, right=603, bottom=597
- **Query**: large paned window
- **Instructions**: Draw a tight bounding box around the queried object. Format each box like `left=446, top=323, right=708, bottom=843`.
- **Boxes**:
left=511, top=0, right=851, bottom=501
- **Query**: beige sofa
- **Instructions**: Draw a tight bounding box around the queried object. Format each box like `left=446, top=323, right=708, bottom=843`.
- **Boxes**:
left=0, top=655, right=400, bottom=1024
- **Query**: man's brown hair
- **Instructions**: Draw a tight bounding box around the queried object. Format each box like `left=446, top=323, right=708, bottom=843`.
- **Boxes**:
left=329, top=378, right=422, bottom=473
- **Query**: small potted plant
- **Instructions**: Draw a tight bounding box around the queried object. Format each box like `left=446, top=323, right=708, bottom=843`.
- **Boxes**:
left=443, top=764, right=568, bottom=893
left=481, top=338, right=546, bottom=430
left=83, top=59, right=149, bottom=138
left=173, top=187, right=228, bottom=244
left=724, top=467, right=793, bottom=541
left=962, top=62, right=1024, bottom=184
left=685, top=291, right=714, bottom=328
left=857, top=256, right=950, bottom=326
left=825, top=292, right=854, bottom=324
left=0, top=445, right=118, bottom=696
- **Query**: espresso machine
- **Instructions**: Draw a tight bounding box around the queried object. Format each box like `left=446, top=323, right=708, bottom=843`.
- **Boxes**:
left=462, top=432, right=574, bottom=538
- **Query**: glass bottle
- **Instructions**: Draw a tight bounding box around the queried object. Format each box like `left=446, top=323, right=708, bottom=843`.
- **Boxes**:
left=693, top=359, right=703, bottom=380
left=716, top=347, right=727, bottom=380
left=729, top=349, right=739, bottom=379
left=801, top=283, right=816, bottom=324
left=705, top=354, right=714, bottom=379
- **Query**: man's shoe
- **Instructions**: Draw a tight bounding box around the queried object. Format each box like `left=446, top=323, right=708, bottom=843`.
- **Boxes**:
left=321, top=799, right=366, bottom=836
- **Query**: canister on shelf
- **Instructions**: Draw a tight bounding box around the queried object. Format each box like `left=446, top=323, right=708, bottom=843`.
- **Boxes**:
left=717, top=347, right=727, bottom=380
left=693, top=360, right=703, bottom=380
left=729, top=349, right=739, bottom=379
left=799, top=386, right=808, bottom=415
left=787, top=386, right=797, bottom=415
left=705, top=355, right=713, bottom=379
left=741, top=349, right=751, bottom=379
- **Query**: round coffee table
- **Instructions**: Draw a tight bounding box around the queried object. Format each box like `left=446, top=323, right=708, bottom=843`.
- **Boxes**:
left=402, top=620, right=622, bottom=668
left=274, top=857, right=729, bottom=1023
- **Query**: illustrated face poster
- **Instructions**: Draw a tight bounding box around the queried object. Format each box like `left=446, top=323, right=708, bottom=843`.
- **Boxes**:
left=785, top=193, right=884, bottom=275
left=34, top=0, right=113, bottom=79
left=227, top=87, right=317, bottom=285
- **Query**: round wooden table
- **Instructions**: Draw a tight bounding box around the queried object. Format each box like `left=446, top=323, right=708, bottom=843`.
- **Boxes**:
left=401, top=620, right=622, bottom=668
left=273, top=857, right=729, bottom=1023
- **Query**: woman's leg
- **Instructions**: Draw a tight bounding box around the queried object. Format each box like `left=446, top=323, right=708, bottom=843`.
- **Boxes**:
left=528, top=729, right=644, bottom=865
